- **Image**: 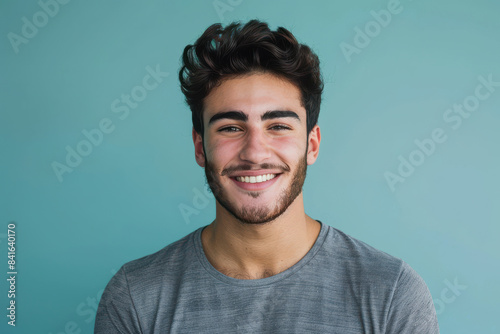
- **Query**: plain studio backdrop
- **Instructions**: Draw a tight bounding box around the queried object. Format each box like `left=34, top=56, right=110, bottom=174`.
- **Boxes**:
left=1, top=0, right=499, bottom=333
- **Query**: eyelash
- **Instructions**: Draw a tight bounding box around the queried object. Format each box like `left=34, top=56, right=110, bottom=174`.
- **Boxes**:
left=218, top=126, right=241, bottom=133
left=218, top=125, right=292, bottom=132
left=271, top=125, right=292, bottom=131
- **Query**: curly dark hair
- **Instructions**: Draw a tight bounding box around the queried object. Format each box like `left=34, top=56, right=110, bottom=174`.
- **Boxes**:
left=178, top=19, right=324, bottom=138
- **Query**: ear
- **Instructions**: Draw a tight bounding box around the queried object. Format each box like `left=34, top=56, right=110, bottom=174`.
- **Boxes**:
left=192, top=128, right=206, bottom=167
left=306, top=125, right=321, bottom=165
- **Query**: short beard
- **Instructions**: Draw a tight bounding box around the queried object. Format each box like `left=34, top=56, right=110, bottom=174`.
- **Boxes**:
left=204, top=150, right=308, bottom=225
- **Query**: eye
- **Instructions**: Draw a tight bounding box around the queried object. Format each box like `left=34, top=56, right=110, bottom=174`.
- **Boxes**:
left=270, top=124, right=292, bottom=131
left=218, top=126, right=242, bottom=133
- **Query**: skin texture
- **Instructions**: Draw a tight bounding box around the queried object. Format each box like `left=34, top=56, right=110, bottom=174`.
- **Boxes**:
left=193, top=71, right=322, bottom=279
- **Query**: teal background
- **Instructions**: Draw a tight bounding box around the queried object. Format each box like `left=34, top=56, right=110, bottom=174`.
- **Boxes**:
left=1, top=0, right=499, bottom=333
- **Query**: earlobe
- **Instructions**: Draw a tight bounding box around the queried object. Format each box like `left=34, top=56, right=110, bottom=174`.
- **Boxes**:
left=307, top=125, right=321, bottom=165
left=192, top=128, right=206, bottom=167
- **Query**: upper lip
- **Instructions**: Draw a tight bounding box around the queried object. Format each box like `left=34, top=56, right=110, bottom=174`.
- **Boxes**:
left=228, top=170, right=283, bottom=177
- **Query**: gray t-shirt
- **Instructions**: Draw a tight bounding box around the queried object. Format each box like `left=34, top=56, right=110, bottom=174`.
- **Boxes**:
left=95, top=221, right=439, bottom=333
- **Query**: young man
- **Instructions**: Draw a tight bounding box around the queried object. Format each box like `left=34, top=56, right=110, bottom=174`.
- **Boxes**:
left=95, top=20, right=439, bottom=333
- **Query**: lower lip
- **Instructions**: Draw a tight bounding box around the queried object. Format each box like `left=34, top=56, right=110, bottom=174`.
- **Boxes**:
left=231, top=174, right=281, bottom=191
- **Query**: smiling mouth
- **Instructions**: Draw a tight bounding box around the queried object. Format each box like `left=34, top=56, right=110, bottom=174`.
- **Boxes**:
left=234, top=174, right=277, bottom=184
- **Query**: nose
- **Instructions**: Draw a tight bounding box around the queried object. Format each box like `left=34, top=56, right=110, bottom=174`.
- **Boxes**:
left=238, top=127, right=272, bottom=164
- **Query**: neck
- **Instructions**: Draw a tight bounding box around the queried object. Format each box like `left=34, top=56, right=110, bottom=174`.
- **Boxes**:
left=201, top=193, right=321, bottom=279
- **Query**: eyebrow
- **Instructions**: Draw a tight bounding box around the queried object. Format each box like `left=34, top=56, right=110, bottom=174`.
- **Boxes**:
left=208, top=110, right=301, bottom=125
left=262, top=110, right=300, bottom=122
left=208, top=111, right=247, bottom=125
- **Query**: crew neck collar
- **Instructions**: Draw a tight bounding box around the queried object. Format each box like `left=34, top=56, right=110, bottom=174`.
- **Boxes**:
left=192, top=220, right=329, bottom=287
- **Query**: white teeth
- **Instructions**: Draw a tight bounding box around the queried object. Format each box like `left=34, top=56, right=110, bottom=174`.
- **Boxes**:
left=236, top=174, right=276, bottom=183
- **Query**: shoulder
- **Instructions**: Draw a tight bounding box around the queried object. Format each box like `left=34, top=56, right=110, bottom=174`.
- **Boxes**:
left=94, top=228, right=203, bottom=333
left=97, top=227, right=202, bottom=313
left=328, top=227, right=428, bottom=287
left=120, top=227, right=201, bottom=282
left=320, top=224, right=432, bottom=301
left=320, top=224, right=439, bottom=332
left=324, top=225, right=404, bottom=282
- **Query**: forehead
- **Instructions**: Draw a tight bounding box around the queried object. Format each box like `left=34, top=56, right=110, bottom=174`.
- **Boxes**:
left=203, top=72, right=304, bottom=118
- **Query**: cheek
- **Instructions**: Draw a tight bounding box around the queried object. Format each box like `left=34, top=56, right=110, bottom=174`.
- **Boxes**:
left=271, top=137, right=307, bottom=157
left=205, top=138, right=240, bottom=164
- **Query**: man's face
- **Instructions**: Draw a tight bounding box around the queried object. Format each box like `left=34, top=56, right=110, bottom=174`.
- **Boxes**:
left=193, top=72, right=320, bottom=225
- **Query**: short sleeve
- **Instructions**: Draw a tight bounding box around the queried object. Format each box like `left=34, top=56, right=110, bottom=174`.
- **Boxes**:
left=385, top=262, right=439, bottom=333
left=94, top=265, right=143, bottom=334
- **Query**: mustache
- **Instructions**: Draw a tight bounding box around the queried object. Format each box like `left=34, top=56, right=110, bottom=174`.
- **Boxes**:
left=220, top=163, right=290, bottom=176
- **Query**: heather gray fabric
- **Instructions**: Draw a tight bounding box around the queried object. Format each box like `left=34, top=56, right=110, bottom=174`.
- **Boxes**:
left=95, top=221, right=439, bottom=333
